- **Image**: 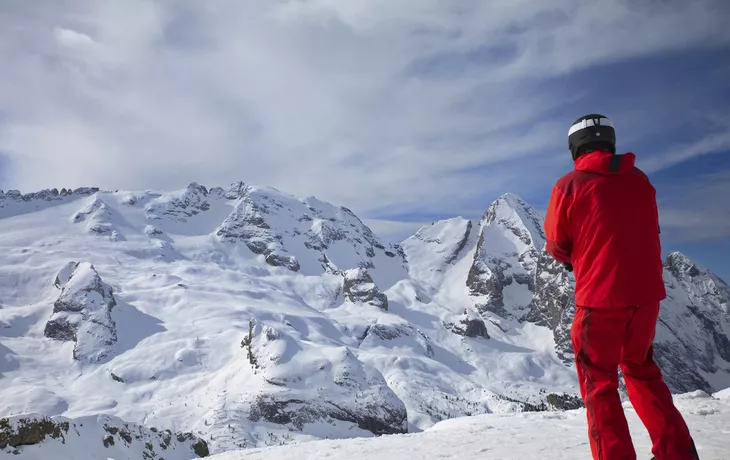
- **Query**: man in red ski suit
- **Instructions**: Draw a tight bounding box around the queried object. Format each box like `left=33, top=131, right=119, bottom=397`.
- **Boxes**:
left=544, top=114, right=698, bottom=460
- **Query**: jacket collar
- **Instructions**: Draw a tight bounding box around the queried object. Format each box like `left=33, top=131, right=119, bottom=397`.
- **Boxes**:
left=575, top=150, right=636, bottom=175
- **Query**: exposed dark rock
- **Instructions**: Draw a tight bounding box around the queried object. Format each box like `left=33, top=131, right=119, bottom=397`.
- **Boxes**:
left=248, top=395, right=407, bottom=436
left=364, top=324, right=411, bottom=341
left=471, top=195, right=730, bottom=394
left=319, top=253, right=342, bottom=275
left=242, top=320, right=258, bottom=368
left=44, top=262, right=118, bottom=363
left=650, top=252, right=730, bottom=393
left=0, top=414, right=204, bottom=456
left=145, top=182, right=210, bottom=222
left=524, top=252, right=576, bottom=364
left=265, top=252, right=301, bottom=272
left=448, top=310, right=490, bottom=339
left=43, top=318, right=77, bottom=342
left=343, top=268, right=388, bottom=310
left=217, top=185, right=300, bottom=272
left=326, top=400, right=407, bottom=436
left=225, top=181, right=247, bottom=200
left=545, top=393, right=584, bottom=410
left=144, top=225, right=164, bottom=236
left=192, top=439, right=210, bottom=457
left=0, top=416, right=69, bottom=449
left=467, top=235, right=511, bottom=318
left=445, top=220, right=473, bottom=265
left=173, top=432, right=210, bottom=457
left=73, top=187, right=100, bottom=196
left=305, top=221, right=347, bottom=251
left=249, top=397, right=310, bottom=427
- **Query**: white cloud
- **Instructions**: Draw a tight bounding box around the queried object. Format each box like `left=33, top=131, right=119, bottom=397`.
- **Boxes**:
left=54, top=27, right=96, bottom=49
left=0, top=0, right=728, bottom=219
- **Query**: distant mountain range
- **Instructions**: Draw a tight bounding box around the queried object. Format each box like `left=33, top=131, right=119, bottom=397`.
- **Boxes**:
left=1, top=183, right=728, bottom=456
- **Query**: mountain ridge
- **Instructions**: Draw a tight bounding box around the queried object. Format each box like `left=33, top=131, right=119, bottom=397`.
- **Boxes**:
left=1, top=182, right=729, bottom=456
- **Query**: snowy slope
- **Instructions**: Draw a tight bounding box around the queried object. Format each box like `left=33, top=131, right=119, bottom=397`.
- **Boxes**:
left=209, top=390, right=730, bottom=460
left=0, top=413, right=208, bottom=459
left=1, top=183, right=729, bottom=457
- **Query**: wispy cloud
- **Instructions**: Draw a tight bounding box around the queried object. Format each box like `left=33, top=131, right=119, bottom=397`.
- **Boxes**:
left=643, top=129, right=730, bottom=174
left=0, top=0, right=728, bottom=219
left=658, top=170, right=730, bottom=242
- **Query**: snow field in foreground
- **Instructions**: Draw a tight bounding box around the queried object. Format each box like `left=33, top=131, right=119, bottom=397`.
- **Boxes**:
left=210, top=391, right=730, bottom=460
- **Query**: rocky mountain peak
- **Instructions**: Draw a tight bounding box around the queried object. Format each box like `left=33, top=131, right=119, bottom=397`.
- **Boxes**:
left=343, top=268, right=389, bottom=311
left=467, top=193, right=549, bottom=321
left=482, top=193, right=546, bottom=251
left=665, top=252, right=704, bottom=278
left=145, top=182, right=211, bottom=223
left=2, top=183, right=730, bottom=454
left=664, top=251, right=730, bottom=314
left=43, top=262, right=118, bottom=363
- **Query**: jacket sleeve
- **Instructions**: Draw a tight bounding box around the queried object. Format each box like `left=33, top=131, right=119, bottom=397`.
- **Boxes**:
left=544, top=184, right=573, bottom=263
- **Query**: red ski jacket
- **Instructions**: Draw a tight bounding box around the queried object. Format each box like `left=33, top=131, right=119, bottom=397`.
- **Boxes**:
left=544, top=150, right=666, bottom=308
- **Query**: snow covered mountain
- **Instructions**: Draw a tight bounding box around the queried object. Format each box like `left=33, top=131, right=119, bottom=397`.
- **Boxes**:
left=0, top=183, right=729, bottom=457
left=0, top=413, right=209, bottom=459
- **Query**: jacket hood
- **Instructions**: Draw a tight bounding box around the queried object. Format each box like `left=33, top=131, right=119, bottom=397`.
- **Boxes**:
left=574, top=150, right=636, bottom=175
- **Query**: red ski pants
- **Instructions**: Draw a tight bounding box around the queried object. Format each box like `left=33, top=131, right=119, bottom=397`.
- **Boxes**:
left=571, top=302, right=698, bottom=460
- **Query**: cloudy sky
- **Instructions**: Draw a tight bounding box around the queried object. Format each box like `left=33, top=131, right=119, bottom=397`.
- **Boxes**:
left=1, top=0, right=729, bottom=280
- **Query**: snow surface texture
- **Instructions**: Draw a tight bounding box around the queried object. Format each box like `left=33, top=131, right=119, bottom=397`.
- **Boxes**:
left=211, top=390, right=730, bottom=460
left=0, top=183, right=729, bottom=456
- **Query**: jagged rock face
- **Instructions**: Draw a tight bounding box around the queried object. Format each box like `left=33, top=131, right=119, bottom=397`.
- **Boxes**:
left=343, top=268, right=388, bottom=310
left=217, top=185, right=300, bottom=271
left=0, top=414, right=209, bottom=458
left=0, top=187, right=98, bottom=204
left=665, top=252, right=730, bottom=313
left=242, top=321, right=407, bottom=437
left=467, top=194, right=546, bottom=320
left=144, top=225, right=164, bottom=237
left=446, top=309, right=490, bottom=339
left=44, top=262, right=118, bottom=363
left=654, top=253, right=730, bottom=393
left=525, top=252, right=576, bottom=363
left=0, top=187, right=98, bottom=221
left=462, top=195, right=730, bottom=391
left=466, top=194, right=574, bottom=357
left=217, top=183, right=405, bottom=279
left=545, top=393, right=584, bottom=410
left=145, top=182, right=211, bottom=222
left=4, top=182, right=730, bottom=453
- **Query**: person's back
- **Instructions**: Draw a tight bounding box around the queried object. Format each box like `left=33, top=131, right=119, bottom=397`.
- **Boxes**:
left=544, top=114, right=699, bottom=460
left=553, top=148, right=666, bottom=308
